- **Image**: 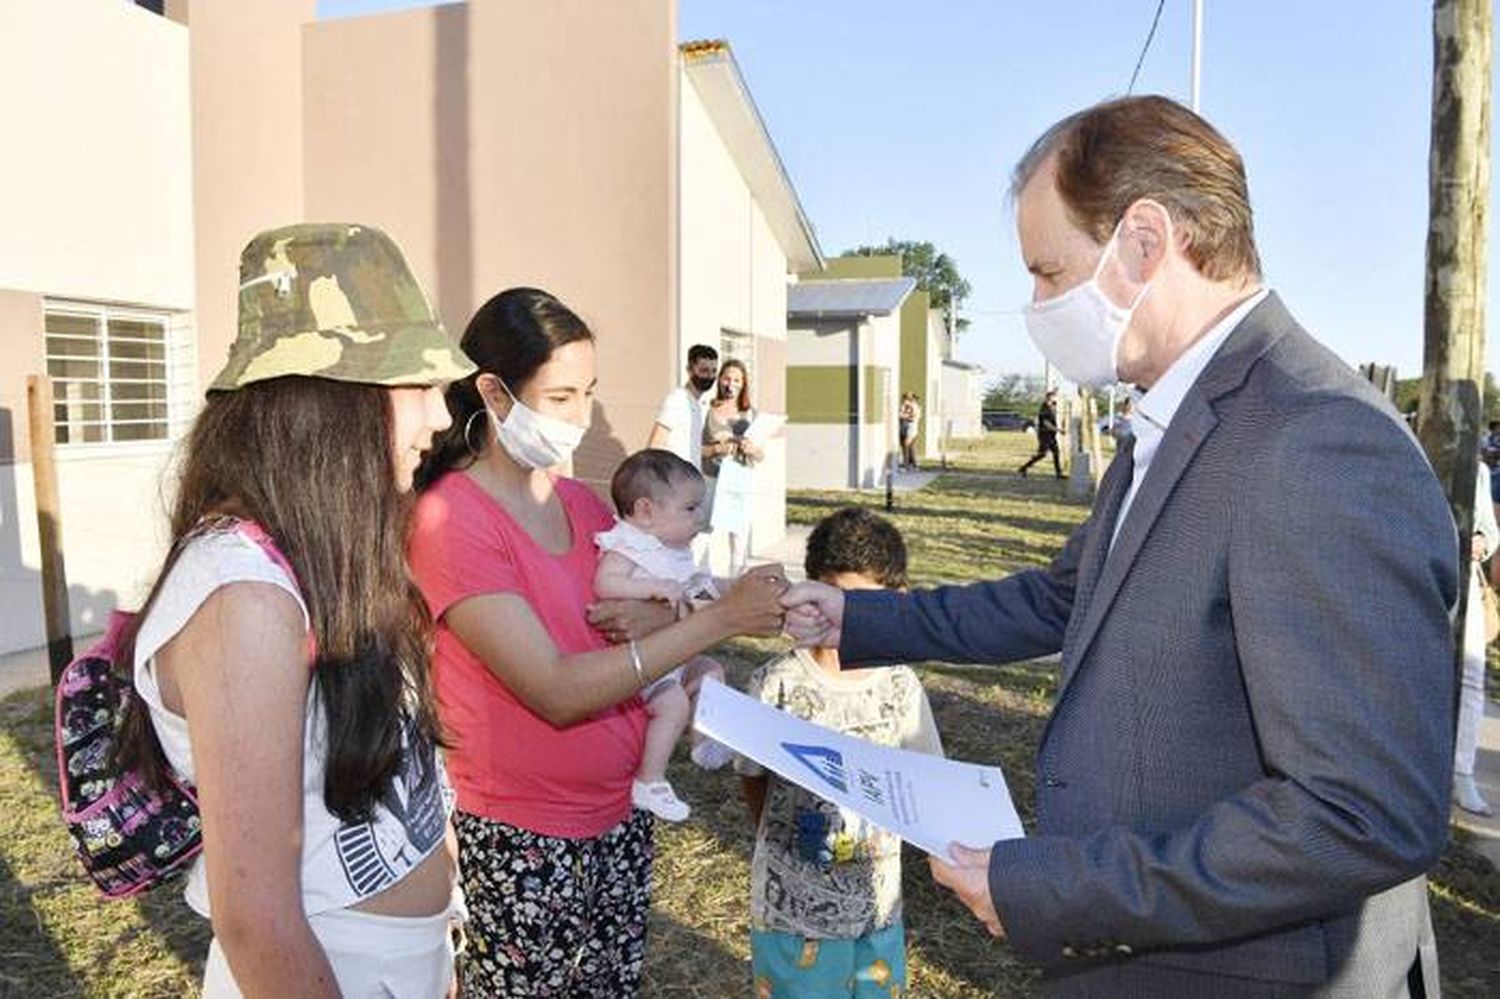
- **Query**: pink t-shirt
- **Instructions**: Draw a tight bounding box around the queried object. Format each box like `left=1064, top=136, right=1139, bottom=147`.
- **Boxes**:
left=408, top=471, right=647, bottom=838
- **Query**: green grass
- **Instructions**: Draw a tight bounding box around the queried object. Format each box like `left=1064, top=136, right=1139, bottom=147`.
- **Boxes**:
left=3, top=432, right=1496, bottom=997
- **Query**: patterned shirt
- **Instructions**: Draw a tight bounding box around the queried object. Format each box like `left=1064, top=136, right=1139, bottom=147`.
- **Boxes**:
left=738, top=650, right=943, bottom=938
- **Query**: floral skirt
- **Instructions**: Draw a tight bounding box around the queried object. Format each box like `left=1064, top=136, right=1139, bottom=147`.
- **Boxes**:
left=453, top=808, right=654, bottom=998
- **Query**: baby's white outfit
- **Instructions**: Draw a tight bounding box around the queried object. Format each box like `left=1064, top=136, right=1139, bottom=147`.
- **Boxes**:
left=595, top=520, right=719, bottom=697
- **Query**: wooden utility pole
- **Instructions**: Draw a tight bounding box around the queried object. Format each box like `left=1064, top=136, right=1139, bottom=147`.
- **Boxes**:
left=27, top=376, right=73, bottom=683
left=1418, top=0, right=1491, bottom=659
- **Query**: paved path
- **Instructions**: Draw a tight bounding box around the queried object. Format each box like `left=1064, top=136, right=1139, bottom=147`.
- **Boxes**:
left=0, top=642, right=54, bottom=699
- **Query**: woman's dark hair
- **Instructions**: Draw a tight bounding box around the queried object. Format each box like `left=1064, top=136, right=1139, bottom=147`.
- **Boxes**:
left=804, top=506, right=909, bottom=590
left=717, top=358, right=752, bottom=413
left=115, top=377, right=443, bottom=823
left=414, top=287, right=594, bottom=491
left=610, top=448, right=702, bottom=517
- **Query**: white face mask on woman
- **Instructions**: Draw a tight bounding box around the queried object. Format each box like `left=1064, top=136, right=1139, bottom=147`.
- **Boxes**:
left=1023, top=224, right=1150, bottom=388
left=486, top=379, right=585, bottom=470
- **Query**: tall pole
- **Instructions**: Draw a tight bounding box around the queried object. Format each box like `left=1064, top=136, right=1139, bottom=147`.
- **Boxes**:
left=1190, top=0, right=1203, bottom=111
left=1418, top=0, right=1491, bottom=673
left=27, top=376, right=74, bottom=683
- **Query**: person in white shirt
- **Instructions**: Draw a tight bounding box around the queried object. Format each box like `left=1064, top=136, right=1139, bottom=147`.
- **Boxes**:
left=648, top=344, right=719, bottom=470
left=1456, top=460, right=1498, bottom=816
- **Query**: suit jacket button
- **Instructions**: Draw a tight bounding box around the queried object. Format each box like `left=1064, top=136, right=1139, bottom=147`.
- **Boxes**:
left=1061, top=945, right=1077, bottom=959
left=1043, top=775, right=1067, bottom=788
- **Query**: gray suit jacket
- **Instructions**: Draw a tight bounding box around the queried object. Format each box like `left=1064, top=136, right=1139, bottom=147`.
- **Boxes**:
left=842, top=295, right=1457, bottom=997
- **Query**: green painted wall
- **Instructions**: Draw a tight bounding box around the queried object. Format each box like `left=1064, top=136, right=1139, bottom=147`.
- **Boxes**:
left=786, top=364, right=890, bottom=425
left=813, top=254, right=902, bottom=280
left=787, top=365, right=855, bottom=424
left=864, top=365, right=889, bottom=424
left=899, top=289, right=932, bottom=457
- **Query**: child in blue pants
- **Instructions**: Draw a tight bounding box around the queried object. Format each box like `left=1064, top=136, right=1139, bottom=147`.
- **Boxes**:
left=738, top=508, right=943, bottom=998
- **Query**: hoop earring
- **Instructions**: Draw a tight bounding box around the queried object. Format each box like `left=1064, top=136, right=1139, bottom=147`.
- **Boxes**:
left=463, top=410, right=487, bottom=456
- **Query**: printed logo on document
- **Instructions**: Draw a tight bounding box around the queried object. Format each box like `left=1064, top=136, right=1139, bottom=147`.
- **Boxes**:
left=783, top=742, right=848, bottom=793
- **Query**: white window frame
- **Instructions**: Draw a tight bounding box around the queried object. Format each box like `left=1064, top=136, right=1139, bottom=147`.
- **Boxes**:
left=718, top=327, right=757, bottom=391
left=44, top=300, right=196, bottom=452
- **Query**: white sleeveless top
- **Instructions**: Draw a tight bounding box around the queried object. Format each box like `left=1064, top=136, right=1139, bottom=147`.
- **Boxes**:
left=594, top=519, right=719, bottom=600
left=132, top=529, right=449, bottom=918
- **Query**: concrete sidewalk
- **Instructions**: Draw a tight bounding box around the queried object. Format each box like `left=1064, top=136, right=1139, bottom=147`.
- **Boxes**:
left=0, top=642, right=56, bottom=699
left=750, top=469, right=939, bottom=580
left=1452, top=696, right=1500, bottom=867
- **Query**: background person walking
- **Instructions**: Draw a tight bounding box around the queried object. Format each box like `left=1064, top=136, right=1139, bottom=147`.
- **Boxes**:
left=1018, top=388, right=1062, bottom=478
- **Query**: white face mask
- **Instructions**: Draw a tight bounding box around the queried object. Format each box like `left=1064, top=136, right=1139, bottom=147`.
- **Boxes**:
left=486, top=379, right=586, bottom=470
left=1023, top=225, right=1150, bottom=388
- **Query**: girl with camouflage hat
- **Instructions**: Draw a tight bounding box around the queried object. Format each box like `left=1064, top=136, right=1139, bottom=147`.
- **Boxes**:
left=408, top=287, right=788, bottom=997
left=115, top=223, right=475, bottom=997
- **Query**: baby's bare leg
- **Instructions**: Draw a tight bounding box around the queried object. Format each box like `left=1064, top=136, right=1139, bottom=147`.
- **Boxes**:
left=681, top=656, right=736, bottom=770
left=638, top=681, right=692, bottom=783
left=679, top=655, right=726, bottom=698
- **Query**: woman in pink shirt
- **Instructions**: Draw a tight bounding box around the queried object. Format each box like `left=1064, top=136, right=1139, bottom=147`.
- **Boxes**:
left=408, top=287, right=787, bottom=997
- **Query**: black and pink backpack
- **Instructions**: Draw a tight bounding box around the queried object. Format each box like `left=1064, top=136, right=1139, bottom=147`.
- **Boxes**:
left=54, top=519, right=299, bottom=898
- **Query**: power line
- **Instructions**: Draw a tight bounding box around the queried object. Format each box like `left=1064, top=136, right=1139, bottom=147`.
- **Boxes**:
left=1127, top=0, right=1168, bottom=95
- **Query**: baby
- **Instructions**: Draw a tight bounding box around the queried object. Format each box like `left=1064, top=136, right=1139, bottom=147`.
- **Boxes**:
left=595, top=449, right=736, bottom=821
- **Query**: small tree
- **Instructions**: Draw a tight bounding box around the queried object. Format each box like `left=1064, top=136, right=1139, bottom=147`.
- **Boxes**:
left=848, top=238, right=972, bottom=333
left=983, top=373, right=1046, bottom=412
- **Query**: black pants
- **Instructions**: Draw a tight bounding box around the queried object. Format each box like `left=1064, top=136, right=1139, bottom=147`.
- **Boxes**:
left=1020, top=434, right=1062, bottom=477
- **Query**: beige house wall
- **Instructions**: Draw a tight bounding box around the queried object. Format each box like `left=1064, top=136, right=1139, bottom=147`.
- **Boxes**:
left=187, top=0, right=317, bottom=389
left=0, top=0, right=194, bottom=312
left=920, top=308, right=946, bottom=457
left=303, top=0, right=678, bottom=495
left=0, top=1, right=199, bottom=654
left=0, top=0, right=697, bottom=652
left=941, top=362, right=985, bottom=439
left=0, top=292, right=46, bottom=466
left=679, top=72, right=789, bottom=555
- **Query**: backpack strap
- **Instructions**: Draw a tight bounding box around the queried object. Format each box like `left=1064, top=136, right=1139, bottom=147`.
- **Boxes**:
left=194, top=516, right=318, bottom=665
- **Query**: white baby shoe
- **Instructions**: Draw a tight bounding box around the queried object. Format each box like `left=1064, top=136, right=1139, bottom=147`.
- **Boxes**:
left=632, top=779, right=690, bottom=822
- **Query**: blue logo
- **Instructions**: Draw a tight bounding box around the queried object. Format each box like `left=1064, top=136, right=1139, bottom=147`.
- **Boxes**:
left=782, top=742, right=848, bottom=793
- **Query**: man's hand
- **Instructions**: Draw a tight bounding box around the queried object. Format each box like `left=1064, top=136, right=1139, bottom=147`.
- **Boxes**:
left=586, top=599, right=676, bottom=644
left=930, top=844, right=1005, bottom=938
left=779, top=580, right=845, bottom=648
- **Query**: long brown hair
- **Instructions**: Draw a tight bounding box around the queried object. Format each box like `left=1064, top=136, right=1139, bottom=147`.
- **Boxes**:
left=116, top=376, right=441, bottom=823
left=716, top=358, right=752, bottom=413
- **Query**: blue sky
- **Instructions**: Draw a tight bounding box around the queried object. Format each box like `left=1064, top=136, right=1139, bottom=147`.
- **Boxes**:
left=319, top=1, right=1489, bottom=384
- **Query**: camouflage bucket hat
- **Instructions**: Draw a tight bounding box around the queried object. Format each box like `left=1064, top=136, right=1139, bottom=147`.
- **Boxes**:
left=209, top=222, right=477, bottom=393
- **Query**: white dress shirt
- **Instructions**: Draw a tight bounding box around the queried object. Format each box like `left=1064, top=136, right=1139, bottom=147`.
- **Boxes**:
left=1111, top=288, right=1270, bottom=548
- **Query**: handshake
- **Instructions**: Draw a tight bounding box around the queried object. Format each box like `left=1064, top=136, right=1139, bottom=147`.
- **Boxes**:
left=777, top=579, right=846, bottom=648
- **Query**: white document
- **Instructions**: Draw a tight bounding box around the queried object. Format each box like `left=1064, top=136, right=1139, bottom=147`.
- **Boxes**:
left=694, top=679, right=1025, bottom=861
left=743, top=411, right=786, bottom=443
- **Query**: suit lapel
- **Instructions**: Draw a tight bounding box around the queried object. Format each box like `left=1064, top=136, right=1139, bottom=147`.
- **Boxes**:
left=1058, top=392, right=1219, bottom=693
left=1051, top=290, right=1299, bottom=697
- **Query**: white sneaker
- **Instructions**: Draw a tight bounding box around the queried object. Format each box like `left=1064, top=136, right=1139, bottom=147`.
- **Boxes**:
left=632, top=779, right=690, bottom=822
left=690, top=738, right=736, bottom=771
left=1454, top=773, right=1494, bottom=816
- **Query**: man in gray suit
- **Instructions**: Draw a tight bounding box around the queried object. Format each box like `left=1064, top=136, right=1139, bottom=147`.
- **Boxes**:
left=782, top=96, right=1457, bottom=998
